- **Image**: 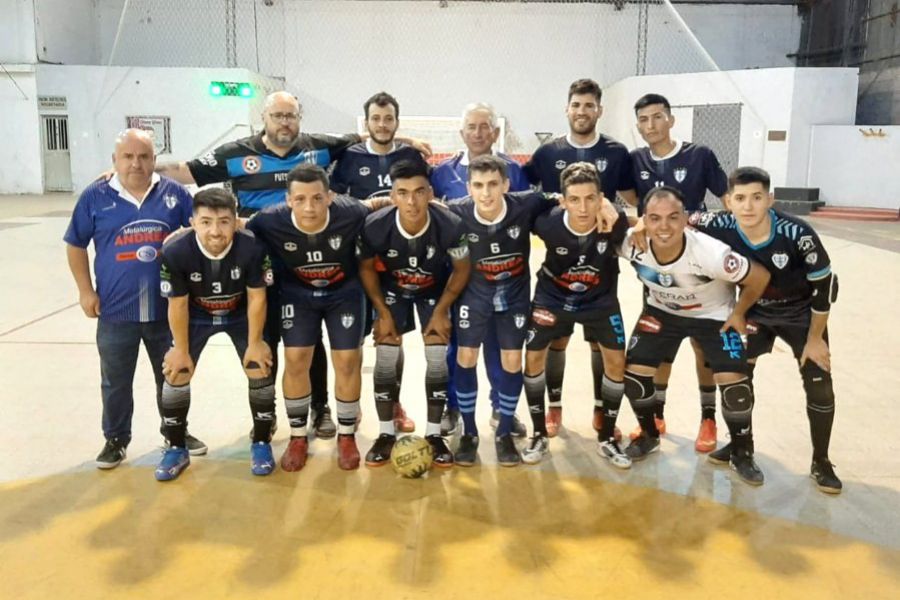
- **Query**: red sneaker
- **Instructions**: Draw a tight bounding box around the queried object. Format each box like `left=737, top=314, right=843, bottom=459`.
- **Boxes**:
left=337, top=434, right=360, bottom=470
left=393, top=402, right=416, bottom=433
left=280, top=436, right=309, bottom=472
left=695, top=418, right=717, bottom=453
left=546, top=406, right=562, bottom=438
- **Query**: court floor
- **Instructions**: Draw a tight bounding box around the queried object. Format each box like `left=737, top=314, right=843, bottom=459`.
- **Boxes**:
left=1, top=194, right=898, bottom=599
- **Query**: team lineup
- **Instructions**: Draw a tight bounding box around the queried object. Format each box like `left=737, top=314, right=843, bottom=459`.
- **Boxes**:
left=64, top=79, right=841, bottom=495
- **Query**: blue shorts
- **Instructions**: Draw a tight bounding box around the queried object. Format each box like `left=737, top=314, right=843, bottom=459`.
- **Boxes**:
left=383, top=289, right=439, bottom=335
left=455, top=287, right=530, bottom=350
left=281, top=283, right=366, bottom=350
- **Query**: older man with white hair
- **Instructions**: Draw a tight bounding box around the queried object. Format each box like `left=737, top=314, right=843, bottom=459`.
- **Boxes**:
left=65, top=129, right=198, bottom=469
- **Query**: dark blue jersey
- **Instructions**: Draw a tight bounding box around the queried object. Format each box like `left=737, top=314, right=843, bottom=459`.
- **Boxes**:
left=360, top=204, right=469, bottom=298
left=446, top=192, right=555, bottom=307
left=690, top=209, right=832, bottom=326
left=159, top=229, right=270, bottom=326
left=186, top=132, right=360, bottom=213
left=523, top=133, right=635, bottom=196
left=430, top=151, right=530, bottom=200
left=246, top=197, right=369, bottom=292
left=631, top=141, right=727, bottom=215
left=533, top=207, right=628, bottom=311
left=330, top=141, right=428, bottom=199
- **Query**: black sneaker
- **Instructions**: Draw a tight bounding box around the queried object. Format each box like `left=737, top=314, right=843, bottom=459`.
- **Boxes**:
left=625, top=432, right=660, bottom=461
left=440, top=408, right=460, bottom=437
left=365, top=434, right=396, bottom=467
left=495, top=434, right=521, bottom=467
left=730, top=448, right=765, bottom=486
left=455, top=434, right=479, bottom=467
left=707, top=442, right=732, bottom=466
left=96, top=437, right=128, bottom=470
left=811, top=458, right=842, bottom=494
left=311, top=406, right=337, bottom=439
left=426, top=435, right=454, bottom=467
left=489, top=409, right=528, bottom=438
left=184, top=432, right=208, bottom=456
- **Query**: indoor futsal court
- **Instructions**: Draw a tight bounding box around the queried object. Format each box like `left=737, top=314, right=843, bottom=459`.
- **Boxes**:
left=2, top=1, right=900, bottom=598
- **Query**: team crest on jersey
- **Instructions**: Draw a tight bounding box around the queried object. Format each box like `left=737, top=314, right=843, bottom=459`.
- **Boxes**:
left=341, top=313, right=355, bottom=329
left=426, top=245, right=436, bottom=259
left=190, top=272, right=202, bottom=282
left=329, top=235, right=342, bottom=251
left=771, top=253, right=789, bottom=269
left=596, top=240, right=608, bottom=254
left=595, top=158, right=608, bottom=173
left=555, top=160, right=566, bottom=170
left=507, top=226, right=521, bottom=240
left=163, top=194, right=178, bottom=209
left=386, top=249, right=399, bottom=258
left=242, top=156, right=262, bottom=174
left=468, top=233, right=480, bottom=243
left=359, top=166, right=371, bottom=177
left=640, top=171, right=650, bottom=180
left=658, top=272, right=674, bottom=287
left=674, top=168, right=687, bottom=183
left=805, top=252, right=818, bottom=265
left=514, top=313, right=526, bottom=329
left=555, top=247, right=569, bottom=255
left=284, top=242, right=297, bottom=252
left=231, top=267, right=241, bottom=280
left=798, top=235, right=816, bottom=253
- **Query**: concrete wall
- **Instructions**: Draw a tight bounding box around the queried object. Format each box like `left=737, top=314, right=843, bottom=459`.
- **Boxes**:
left=0, top=0, right=37, bottom=63
left=33, top=66, right=281, bottom=192
left=808, top=126, right=900, bottom=210
left=0, top=66, right=42, bottom=193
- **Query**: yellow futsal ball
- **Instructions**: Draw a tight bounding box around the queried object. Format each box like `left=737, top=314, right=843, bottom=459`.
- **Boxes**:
left=390, top=435, right=433, bottom=478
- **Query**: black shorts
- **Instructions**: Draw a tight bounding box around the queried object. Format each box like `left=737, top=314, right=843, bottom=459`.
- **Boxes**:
left=526, top=302, right=626, bottom=351
left=188, top=319, right=248, bottom=365
left=455, top=287, right=530, bottom=350
left=746, top=320, right=829, bottom=361
left=382, top=289, right=440, bottom=335
left=626, top=305, right=747, bottom=374
left=281, top=283, right=366, bottom=350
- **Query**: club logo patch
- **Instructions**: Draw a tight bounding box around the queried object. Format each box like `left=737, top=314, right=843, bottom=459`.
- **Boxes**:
left=514, top=313, right=526, bottom=329
left=426, top=245, right=436, bottom=259
left=329, top=235, right=342, bottom=251
left=596, top=158, right=608, bottom=173
left=805, top=252, right=818, bottom=265
left=658, top=272, right=673, bottom=287
left=798, top=235, right=816, bottom=253
left=674, top=167, right=687, bottom=183
left=531, top=308, right=557, bottom=327
left=160, top=281, right=172, bottom=294
left=242, top=156, right=262, bottom=174
left=507, top=226, right=520, bottom=240
left=231, top=267, right=241, bottom=280
left=723, top=253, right=742, bottom=274
left=341, top=313, right=355, bottom=329
left=163, top=194, right=178, bottom=209
left=596, top=240, right=608, bottom=254
left=771, top=253, right=789, bottom=269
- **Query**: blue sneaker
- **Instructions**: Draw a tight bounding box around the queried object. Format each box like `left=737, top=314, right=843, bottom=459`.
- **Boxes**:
left=251, top=441, right=275, bottom=476
left=155, top=447, right=190, bottom=482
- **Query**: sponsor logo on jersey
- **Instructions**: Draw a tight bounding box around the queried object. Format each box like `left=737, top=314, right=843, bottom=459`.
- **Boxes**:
left=329, top=235, right=342, bottom=251
left=596, top=240, right=608, bottom=254
left=555, top=160, right=566, bottom=170
left=242, top=156, right=262, bottom=174
left=341, top=313, right=355, bottom=329
left=282, top=319, right=293, bottom=330
left=195, top=294, right=242, bottom=316
left=392, top=267, right=435, bottom=292
left=135, top=245, right=158, bottom=262
left=771, top=252, right=789, bottom=269
left=637, top=315, right=662, bottom=333
left=264, top=269, right=274, bottom=285
left=805, top=252, right=818, bottom=265
left=448, top=246, right=469, bottom=260
left=798, top=235, right=816, bottom=253
left=458, top=319, right=470, bottom=329
left=386, top=249, right=399, bottom=258
left=385, top=295, right=396, bottom=305
left=477, top=254, right=526, bottom=281
left=723, top=253, right=742, bottom=274
left=163, top=194, right=178, bottom=210
left=468, top=233, right=480, bottom=243
left=531, top=308, right=557, bottom=327
left=514, top=313, right=526, bottom=329
left=359, top=166, right=371, bottom=177
left=507, top=225, right=521, bottom=240
left=640, top=170, right=650, bottom=180
left=674, top=167, right=687, bottom=183
left=160, top=281, right=173, bottom=295
left=294, top=263, right=345, bottom=287
left=596, top=158, right=608, bottom=173
left=658, top=272, right=673, bottom=287
left=284, top=242, right=297, bottom=251
left=190, top=272, right=202, bottom=282
left=554, top=265, right=601, bottom=292
left=231, top=267, right=241, bottom=280
left=555, top=247, right=568, bottom=255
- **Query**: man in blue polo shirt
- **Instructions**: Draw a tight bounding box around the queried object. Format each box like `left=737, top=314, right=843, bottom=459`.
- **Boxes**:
left=65, top=129, right=199, bottom=469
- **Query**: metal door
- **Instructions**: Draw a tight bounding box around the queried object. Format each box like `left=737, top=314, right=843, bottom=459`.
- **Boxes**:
left=41, top=115, right=73, bottom=192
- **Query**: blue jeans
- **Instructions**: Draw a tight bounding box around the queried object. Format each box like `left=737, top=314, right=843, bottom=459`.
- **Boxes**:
left=96, top=319, right=170, bottom=441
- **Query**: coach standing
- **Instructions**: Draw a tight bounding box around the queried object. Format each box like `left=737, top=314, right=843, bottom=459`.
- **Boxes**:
left=65, top=129, right=200, bottom=469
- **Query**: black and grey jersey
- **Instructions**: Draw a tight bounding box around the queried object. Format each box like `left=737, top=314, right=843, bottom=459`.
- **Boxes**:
left=246, top=197, right=369, bottom=292
left=630, top=141, right=727, bottom=215
left=159, top=229, right=270, bottom=325
left=524, top=133, right=635, bottom=196
left=690, top=209, right=832, bottom=325
left=359, top=204, right=469, bottom=298
left=330, top=142, right=428, bottom=200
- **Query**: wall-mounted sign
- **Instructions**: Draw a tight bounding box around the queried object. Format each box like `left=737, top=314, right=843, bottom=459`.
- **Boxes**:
left=38, top=96, right=67, bottom=111
left=126, top=115, right=172, bottom=154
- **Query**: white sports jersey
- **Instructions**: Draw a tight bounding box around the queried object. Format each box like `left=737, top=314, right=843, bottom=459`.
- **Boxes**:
left=618, top=228, right=749, bottom=321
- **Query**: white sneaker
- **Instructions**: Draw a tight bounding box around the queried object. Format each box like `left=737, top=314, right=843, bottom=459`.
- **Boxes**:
left=522, top=434, right=550, bottom=464
left=597, top=439, right=632, bottom=470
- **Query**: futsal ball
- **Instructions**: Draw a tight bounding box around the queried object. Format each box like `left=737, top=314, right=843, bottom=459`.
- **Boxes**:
left=390, top=435, right=433, bottom=478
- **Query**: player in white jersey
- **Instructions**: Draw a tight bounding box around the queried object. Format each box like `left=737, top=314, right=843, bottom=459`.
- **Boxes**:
left=618, top=186, right=771, bottom=485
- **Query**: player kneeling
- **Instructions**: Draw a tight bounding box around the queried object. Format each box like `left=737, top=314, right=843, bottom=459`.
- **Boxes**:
left=157, top=189, right=275, bottom=481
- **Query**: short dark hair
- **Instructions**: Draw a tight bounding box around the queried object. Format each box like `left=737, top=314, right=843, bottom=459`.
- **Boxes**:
left=193, top=188, right=236, bottom=215
left=568, top=78, right=602, bottom=103
left=560, top=161, right=602, bottom=196
left=468, top=154, right=508, bottom=181
left=364, top=91, right=399, bottom=119
left=728, top=166, right=771, bottom=192
left=287, top=163, right=329, bottom=190
left=389, top=158, right=429, bottom=182
left=634, top=93, right=671, bottom=115
left=644, top=185, right=685, bottom=209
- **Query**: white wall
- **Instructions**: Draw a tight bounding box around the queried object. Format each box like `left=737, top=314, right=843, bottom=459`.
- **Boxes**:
left=33, top=0, right=99, bottom=65
left=0, top=66, right=42, bottom=193
left=34, top=65, right=282, bottom=191
left=808, top=126, right=900, bottom=210
left=0, top=0, right=37, bottom=63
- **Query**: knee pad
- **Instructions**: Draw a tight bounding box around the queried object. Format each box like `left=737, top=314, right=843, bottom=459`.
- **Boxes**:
left=720, top=379, right=753, bottom=423
left=624, top=371, right=655, bottom=409
left=374, top=344, right=401, bottom=384
left=424, top=344, right=449, bottom=381
left=248, top=376, right=276, bottom=401
left=800, top=362, right=835, bottom=413
left=161, top=382, right=190, bottom=408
